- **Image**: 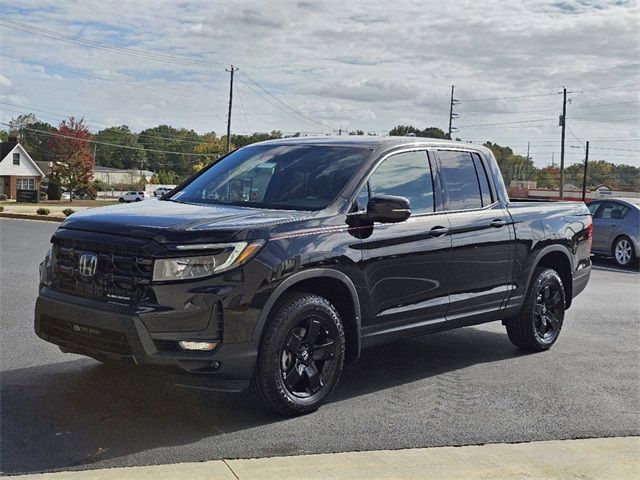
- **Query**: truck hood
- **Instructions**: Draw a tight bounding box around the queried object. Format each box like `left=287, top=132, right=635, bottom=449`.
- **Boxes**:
left=59, top=200, right=311, bottom=243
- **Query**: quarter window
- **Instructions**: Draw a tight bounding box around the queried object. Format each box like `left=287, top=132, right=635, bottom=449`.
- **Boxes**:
left=357, top=151, right=434, bottom=215
left=472, top=154, right=493, bottom=206
left=438, top=151, right=483, bottom=210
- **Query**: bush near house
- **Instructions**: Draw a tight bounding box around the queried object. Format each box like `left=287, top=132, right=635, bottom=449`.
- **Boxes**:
left=48, top=181, right=62, bottom=200
left=0, top=193, right=7, bottom=201
left=62, top=208, right=75, bottom=217
left=36, top=208, right=51, bottom=216
left=0, top=206, right=4, bottom=212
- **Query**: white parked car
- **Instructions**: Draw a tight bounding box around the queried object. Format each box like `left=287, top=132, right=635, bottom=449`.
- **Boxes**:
left=119, top=191, right=147, bottom=203
left=154, top=187, right=172, bottom=197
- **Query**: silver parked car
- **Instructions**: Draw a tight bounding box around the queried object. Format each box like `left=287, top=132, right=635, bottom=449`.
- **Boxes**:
left=587, top=198, right=640, bottom=267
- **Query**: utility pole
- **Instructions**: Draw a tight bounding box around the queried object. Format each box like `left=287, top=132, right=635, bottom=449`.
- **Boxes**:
left=581, top=141, right=589, bottom=202
left=448, top=85, right=459, bottom=140
left=525, top=141, right=530, bottom=181
left=559, top=86, right=567, bottom=199
left=225, top=65, right=239, bottom=153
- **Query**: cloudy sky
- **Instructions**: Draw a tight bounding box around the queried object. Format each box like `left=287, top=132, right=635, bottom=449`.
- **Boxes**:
left=0, top=0, right=638, bottom=167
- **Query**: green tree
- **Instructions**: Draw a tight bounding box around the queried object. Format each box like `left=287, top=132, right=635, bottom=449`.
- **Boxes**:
left=537, top=166, right=560, bottom=189
left=7, top=114, right=57, bottom=163
left=388, top=125, right=447, bottom=139
left=484, top=142, right=537, bottom=186
left=137, top=125, right=201, bottom=178
left=92, top=126, right=146, bottom=170
left=231, top=130, right=283, bottom=148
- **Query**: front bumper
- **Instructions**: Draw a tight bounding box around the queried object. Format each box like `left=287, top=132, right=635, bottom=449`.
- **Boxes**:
left=34, top=289, right=257, bottom=391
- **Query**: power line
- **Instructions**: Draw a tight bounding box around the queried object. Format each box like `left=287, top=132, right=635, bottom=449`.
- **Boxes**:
left=6, top=125, right=212, bottom=159
left=0, top=101, right=218, bottom=146
left=237, top=72, right=331, bottom=131
left=0, top=20, right=227, bottom=69
left=0, top=53, right=226, bottom=107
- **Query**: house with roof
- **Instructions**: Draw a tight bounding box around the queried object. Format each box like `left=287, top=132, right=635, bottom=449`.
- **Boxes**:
left=0, top=137, right=45, bottom=199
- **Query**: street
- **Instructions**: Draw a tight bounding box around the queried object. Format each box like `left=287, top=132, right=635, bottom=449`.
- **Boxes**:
left=1, top=217, right=638, bottom=475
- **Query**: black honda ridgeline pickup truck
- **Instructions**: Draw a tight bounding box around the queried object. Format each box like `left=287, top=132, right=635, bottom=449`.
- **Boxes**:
left=36, top=137, right=592, bottom=415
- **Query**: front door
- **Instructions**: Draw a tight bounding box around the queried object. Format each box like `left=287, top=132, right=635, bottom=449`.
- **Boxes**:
left=355, top=150, right=451, bottom=342
left=434, top=149, right=514, bottom=323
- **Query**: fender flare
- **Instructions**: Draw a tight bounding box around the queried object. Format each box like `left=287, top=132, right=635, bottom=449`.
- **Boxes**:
left=251, top=268, right=362, bottom=359
left=525, top=244, right=574, bottom=304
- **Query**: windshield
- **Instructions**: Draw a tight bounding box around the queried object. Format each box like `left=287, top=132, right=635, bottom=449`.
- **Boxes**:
left=172, top=144, right=371, bottom=210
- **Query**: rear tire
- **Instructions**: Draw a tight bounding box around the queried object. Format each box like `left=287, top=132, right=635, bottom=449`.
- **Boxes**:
left=613, top=236, right=635, bottom=268
left=506, top=267, right=565, bottom=351
left=251, top=292, right=345, bottom=416
left=118, top=197, right=124, bottom=203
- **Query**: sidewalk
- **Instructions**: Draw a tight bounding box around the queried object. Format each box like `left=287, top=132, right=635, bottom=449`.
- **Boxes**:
left=11, top=436, right=639, bottom=479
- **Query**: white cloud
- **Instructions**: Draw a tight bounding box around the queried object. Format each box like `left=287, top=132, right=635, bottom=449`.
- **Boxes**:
left=0, top=74, right=11, bottom=87
left=0, top=0, right=638, bottom=166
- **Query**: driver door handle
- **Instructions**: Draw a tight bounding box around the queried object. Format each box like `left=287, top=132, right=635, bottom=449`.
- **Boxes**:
left=429, top=225, right=449, bottom=237
left=490, top=219, right=506, bottom=228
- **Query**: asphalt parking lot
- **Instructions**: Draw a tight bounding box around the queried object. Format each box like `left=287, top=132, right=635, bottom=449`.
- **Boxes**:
left=1, top=218, right=638, bottom=475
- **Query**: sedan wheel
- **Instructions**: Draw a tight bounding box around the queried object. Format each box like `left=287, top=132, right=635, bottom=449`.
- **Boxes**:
left=614, top=237, right=634, bottom=267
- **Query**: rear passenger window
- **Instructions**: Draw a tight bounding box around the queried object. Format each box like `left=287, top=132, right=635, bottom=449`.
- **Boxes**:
left=438, top=151, right=482, bottom=210
left=472, top=154, right=493, bottom=206
left=595, top=202, right=629, bottom=219
left=358, top=151, right=434, bottom=215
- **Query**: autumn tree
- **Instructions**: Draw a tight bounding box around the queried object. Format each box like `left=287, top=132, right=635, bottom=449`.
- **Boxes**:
left=49, top=117, right=95, bottom=202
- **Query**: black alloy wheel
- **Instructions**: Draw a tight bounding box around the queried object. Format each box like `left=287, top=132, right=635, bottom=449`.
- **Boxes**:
left=280, top=315, right=339, bottom=398
left=506, top=267, right=565, bottom=351
left=251, top=293, right=345, bottom=416
left=533, top=281, right=563, bottom=343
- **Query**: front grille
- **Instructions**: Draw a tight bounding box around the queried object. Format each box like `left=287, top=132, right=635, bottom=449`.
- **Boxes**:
left=41, top=315, right=132, bottom=356
left=51, top=238, right=153, bottom=303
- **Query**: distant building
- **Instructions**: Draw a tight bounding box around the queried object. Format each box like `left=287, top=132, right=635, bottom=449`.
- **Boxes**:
left=93, top=166, right=156, bottom=185
left=0, top=138, right=45, bottom=199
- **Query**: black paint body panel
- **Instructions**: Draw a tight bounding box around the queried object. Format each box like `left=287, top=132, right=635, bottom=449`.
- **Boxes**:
left=34, top=137, right=592, bottom=390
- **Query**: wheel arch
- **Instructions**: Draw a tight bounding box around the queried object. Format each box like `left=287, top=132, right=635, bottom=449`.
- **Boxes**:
left=529, top=246, right=573, bottom=309
left=252, top=269, right=362, bottom=364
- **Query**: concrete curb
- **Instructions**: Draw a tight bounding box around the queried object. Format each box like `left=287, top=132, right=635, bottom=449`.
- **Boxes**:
left=0, top=213, right=65, bottom=223
left=9, top=436, right=639, bottom=479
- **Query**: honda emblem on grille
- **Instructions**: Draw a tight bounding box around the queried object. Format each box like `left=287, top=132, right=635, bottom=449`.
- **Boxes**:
left=78, top=252, right=98, bottom=277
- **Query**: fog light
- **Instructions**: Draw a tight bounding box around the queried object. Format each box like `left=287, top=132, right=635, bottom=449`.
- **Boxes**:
left=178, top=341, right=218, bottom=351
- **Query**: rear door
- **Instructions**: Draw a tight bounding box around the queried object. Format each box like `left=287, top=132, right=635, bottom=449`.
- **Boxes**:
left=356, top=149, right=451, bottom=340
left=434, top=149, right=514, bottom=323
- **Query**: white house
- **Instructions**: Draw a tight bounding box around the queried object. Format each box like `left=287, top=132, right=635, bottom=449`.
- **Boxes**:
left=0, top=138, right=45, bottom=199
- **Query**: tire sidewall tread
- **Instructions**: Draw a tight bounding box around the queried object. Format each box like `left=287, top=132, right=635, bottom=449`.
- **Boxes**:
left=251, top=292, right=345, bottom=416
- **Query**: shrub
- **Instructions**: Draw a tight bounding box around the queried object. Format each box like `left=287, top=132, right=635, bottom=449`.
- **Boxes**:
left=0, top=193, right=7, bottom=201
left=36, top=208, right=50, bottom=216
left=0, top=206, right=4, bottom=212
left=48, top=180, right=62, bottom=200
left=62, top=208, right=75, bottom=217
left=92, top=179, right=108, bottom=191
left=75, top=185, right=97, bottom=200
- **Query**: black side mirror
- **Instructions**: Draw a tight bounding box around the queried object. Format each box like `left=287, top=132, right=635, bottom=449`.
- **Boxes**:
left=366, top=195, right=411, bottom=223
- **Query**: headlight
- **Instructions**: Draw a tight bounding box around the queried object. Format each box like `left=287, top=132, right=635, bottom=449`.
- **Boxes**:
left=152, top=240, right=264, bottom=281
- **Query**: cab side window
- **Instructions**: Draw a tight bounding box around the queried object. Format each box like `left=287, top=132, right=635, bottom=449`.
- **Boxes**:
left=357, top=151, right=434, bottom=215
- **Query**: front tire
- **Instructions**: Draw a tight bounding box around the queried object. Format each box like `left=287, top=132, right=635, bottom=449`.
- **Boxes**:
left=506, top=267, right=565, bottom=351
left=613, top=236, right=635, bottom=267
left=251, top=293, right=345, bottom=416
